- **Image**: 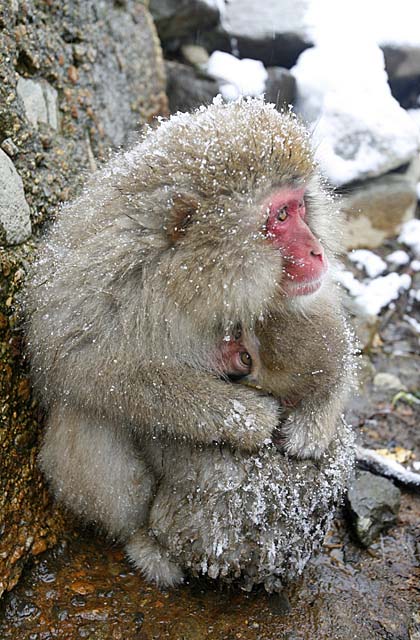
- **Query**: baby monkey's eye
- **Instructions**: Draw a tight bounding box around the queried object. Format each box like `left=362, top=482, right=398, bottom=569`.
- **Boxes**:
left=298, top=199, right=305, bottom=209
left=276, top=206, right=288, bottom=222
left=240, top=352, right=252, bottom=366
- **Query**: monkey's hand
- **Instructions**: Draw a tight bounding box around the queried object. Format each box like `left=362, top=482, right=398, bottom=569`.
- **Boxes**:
left=221, top=390, right=280, bottom=452
left=275, top=401, right=342, bottom=460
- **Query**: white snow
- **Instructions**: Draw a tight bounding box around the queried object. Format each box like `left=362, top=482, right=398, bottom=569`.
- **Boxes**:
left=334, top=270, right=366, bottom=297
left=336, top=269, right=412, bottom=316
left=289, top=0, right=420, bottom=186
left=306, top=0, right=420, bottom=47
left=409, top=289, right=420, bottom=302
left=398, top=219, right=420, bottom=256
left=348, top=250, right=387, bottom=278
left=404, top=315, right=420, bottom=334
left=292, top=42, right=419, bottom=186
left=411, top=260, right=420, bottom=271
left=386, top=250, right=410, bottom=266
left=207, top=51, right=267, bottom=101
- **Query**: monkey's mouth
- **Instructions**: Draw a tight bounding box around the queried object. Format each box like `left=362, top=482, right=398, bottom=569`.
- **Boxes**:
left=286, top=277, right=324, bottom=296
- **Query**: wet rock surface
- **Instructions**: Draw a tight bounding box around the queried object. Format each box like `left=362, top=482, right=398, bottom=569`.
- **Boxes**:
left=346, top=471, right=401, bottom=547
left=0, top=491, right=418, bottom=639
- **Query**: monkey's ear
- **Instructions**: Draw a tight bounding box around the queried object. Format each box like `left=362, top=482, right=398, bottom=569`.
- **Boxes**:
left=168, top=193, right=199, bottom=243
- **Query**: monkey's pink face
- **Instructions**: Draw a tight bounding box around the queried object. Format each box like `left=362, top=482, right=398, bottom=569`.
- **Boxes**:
left=264, top=188, right=328, bottom=296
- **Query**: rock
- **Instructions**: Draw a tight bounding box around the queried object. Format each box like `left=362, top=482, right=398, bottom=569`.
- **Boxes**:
left=408, top=611, right=420, bottom=640
left=198, top=0, right=312, bottom=69
left=346, top=471, right=401, bottom=547
left=1, top=139, right=19, bottom=158
left=165, top=61, right=218, bottom=113
left=265, top=67, right=296, bottom=108
left=16, top=77, right=58, bottom=130
left=373, top=372, right=406, bottom=391
left=206, top=51, right=267, bottom=101
left=150, top=0, right=221, bottom=42
left=90, top=7, right=168, bottom=149
left=292, top=43, right=419, bottom=186
left=341, top=173, right=417, bottom=249
left=383, top=45, right=420, bottom=109
left=180, top=44, right=209, bottom=68
left=0, top=150, right=31, bottom=245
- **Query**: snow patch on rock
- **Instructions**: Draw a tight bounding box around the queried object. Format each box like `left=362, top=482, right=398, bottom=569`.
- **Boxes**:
left=207, top=51, right=267, bottom=101
left=349, top=250, right=387, bottom=278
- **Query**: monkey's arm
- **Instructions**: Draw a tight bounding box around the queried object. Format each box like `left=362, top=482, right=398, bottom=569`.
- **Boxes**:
left=261, top=304, right=354, bottom=460
left=61, top=355, right=280, bottom=452
left=277, top=382, right=348, bottom=459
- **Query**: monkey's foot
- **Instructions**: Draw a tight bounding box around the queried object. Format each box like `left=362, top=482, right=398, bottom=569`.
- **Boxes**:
left=126, top=530, right=184, bottom=588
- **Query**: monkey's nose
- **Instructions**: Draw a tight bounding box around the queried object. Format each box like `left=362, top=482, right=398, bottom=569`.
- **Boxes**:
left=310, top=247, right=323, bottom=258
left=309, top=234, right=325, bottom=257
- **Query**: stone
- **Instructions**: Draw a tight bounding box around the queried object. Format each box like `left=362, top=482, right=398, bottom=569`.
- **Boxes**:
left=165, top=60, right=218, bottom=113
left=292, top=44, right=419, bottom=186
left=0, top=150, right=31, bottom=245
left=341, top=173, right=417, bottom=250
left=383, top=44, right=420, bottom=109
left=1, top=139, right=18, bottom=157
left=265, top=67, right=296, bottom=108
left=346, top=471, right=401, bottom=547
left=373, top=372, right=406, bottom=391
left=181, top=44, right=209, bottom=68
left=150, top=0, right=221, bottom=41
left=202, top=0, right=312, bottom=68
left=16, top=77, right=58, bottom=130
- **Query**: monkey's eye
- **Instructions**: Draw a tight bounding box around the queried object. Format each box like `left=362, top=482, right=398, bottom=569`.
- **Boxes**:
left=298, top=198, right=305, bottom=210
left=276, top=206, right=288, bottom=222
left=240, top=352, right=252, bottom=367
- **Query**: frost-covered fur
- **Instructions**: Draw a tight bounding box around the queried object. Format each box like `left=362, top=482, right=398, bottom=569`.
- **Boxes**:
left=24, top=99, right=354, bottom=589
left=144, top=423, right=354, bottom=592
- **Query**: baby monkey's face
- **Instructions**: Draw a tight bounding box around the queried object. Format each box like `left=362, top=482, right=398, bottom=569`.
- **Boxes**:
left=217, top=326, right=260, bottom=383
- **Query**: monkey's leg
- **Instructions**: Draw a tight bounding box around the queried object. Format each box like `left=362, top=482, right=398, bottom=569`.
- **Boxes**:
left=39, top=404, right=155, bottom=539
left=40, top=404, right=184, bottom=586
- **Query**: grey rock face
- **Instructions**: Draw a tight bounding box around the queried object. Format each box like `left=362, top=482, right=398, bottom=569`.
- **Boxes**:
left=16, top=77, right=59, bottom=130
left=0, top=150, right=31, bottom=246
left=166, top=61, right=218, bottom=113
left=0, top=0, right=167, bottom=596
left=346, top=471, right=401, bottom=547
left=150, top=0, right=220, bottom=41
left=265, top=67, right=296, bottom=108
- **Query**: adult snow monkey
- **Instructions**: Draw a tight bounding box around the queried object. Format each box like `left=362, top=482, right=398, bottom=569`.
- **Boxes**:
left=25, top=99, right=354, bottom=587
